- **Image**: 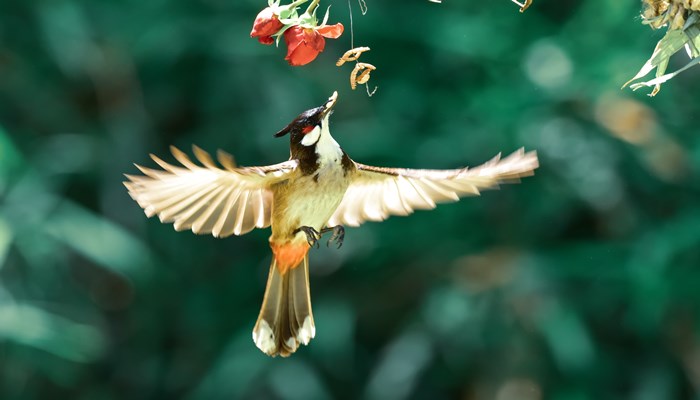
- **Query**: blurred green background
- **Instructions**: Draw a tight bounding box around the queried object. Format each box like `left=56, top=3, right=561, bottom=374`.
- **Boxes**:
left=1, top=0, right=700, bottom=399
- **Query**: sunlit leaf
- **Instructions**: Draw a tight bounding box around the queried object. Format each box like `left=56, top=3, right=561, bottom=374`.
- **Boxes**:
left=625, top=11, right=700, bottom=95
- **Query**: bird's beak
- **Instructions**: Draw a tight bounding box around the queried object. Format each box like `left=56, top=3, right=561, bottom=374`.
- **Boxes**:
left=320, top=91, right=338, bottom=118
left=274, top=123, right=292, bottom=138
left=274, top=92, right=338, bottom=138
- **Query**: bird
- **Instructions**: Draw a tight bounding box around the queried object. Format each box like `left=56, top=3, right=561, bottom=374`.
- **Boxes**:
left=124, top=91, right=539, bottom=357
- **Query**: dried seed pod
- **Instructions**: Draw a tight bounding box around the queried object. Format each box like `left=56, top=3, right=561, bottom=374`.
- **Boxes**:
left=349, top=62, right=376, bottom=90
left=356, top=69, right=371, bottom=85
left=336, top=47, right=371, bottom=66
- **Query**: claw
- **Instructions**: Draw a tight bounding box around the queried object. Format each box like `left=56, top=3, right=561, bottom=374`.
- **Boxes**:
left=294, top=225, right=345, bottom=250
left=323, top=225, right=345, bottom=249
left=294, top=226, right=321, bottom=248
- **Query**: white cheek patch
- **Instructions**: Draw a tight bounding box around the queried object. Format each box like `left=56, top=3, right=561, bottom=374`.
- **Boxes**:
left=301, top=125, right=321, bottom=146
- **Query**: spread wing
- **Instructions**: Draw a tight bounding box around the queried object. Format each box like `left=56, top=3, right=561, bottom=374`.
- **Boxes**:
left=328, top=148, right=538, bottom=227
left=124, top=145, right=297, bottom=237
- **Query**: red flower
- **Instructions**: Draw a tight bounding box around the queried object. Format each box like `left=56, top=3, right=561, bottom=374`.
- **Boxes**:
left=283, top=23, right=344, bottom=66
left=250, top=7, right=284, bottom=45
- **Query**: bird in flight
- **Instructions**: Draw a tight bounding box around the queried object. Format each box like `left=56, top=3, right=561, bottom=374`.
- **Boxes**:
left=124, top=91, right=539, bottom=357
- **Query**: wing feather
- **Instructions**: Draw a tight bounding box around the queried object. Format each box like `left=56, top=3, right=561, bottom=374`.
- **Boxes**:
left=192, top=185, right=236, bottom=235
left=404, top=178, right=436, bottom=209
left=124, top=146, right=297, bottom=237
left=140, top=180, right=212, bottom=217
left=233, top=191, right=252, bottom=236
left=415, top=178, right=460, bottom=202
left=217, top=149, right=238, bottom=172
left=253, top=189, right=272, bottom=228
left=213, top=188, right=244, bottom=238
left=362, top=182, right=385, bottom=222
left=154, top=183, right=222, bottom=222
left=172, top=185, right=227, bottom=231
left=328, top=148, right=538, bottom=227
left=193, top=145, right=218, bottom=169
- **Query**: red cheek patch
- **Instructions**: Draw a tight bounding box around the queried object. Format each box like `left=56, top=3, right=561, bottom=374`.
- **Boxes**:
left=302, top=125, right=315, bottom=134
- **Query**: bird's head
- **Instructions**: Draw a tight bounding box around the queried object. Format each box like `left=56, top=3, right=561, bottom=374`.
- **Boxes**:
left=274, top=91, right=337, bottom=147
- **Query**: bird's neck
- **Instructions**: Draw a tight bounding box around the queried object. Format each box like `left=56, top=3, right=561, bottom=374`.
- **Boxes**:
left=314, top=122, right=343, bottom=166
left=291, top=122, right=344, bottom=176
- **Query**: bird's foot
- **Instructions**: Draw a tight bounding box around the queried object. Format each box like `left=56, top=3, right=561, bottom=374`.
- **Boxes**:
left=321, top=225, right=345, bottom=249
left=294, top=226, right=321, bottom=248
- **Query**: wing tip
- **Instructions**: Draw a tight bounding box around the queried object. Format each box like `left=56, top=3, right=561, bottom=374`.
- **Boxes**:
left=217, top=149, right=238, bottom=171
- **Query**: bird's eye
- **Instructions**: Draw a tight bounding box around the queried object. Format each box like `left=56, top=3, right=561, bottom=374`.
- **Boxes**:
left=301, top=125, right=315, bottom=134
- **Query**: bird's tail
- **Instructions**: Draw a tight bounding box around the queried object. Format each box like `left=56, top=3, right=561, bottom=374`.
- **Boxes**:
left=252, top=254, right=315, bottom=357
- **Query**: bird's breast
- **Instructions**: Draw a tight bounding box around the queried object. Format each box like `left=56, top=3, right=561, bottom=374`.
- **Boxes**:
left=270, top=157, right=351, bottom=241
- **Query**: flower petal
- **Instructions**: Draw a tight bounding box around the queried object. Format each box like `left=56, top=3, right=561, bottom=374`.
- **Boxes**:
left=286, top=42, right=323, bottom=65
left=316, top=23, right=344, bottom=39
left=257, top=36, right=275, bottom=45
left=284, top=26, right=325, bottom=66
left=250, top=7, right=284, bottom=39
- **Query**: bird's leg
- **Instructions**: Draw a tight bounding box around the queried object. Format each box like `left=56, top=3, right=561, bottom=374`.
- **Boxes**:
left=321, top=225, right=345, bottom=249
left=294, top=226, right=321, bottom=248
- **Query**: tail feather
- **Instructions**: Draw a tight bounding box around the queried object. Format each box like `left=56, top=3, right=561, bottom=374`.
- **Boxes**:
left=253, top=255, right=315, bottom=357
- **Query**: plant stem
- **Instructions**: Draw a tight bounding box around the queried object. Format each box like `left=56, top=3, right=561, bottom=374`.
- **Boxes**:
left=304, top=0, right=320, bottom=16
left=287, top=0, right=309, bottom=9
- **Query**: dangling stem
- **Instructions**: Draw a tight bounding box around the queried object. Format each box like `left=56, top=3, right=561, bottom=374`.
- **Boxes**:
left=304, top=0, right=320, bottom=16
left=348, top=0, right=354, bottom=48
left=287, top=0, right=309, bottom=8
left=511, top=0, right=532, bottom=12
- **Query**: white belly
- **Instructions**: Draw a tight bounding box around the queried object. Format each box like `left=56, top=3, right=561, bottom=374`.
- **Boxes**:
left=282, top=164, right=349, bottom=232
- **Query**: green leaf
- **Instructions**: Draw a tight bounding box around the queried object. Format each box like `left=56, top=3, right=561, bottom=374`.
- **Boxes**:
left=625, top=11, right=700, bottom=95
left=0, top=217, right=12, bottom=269
left=629, top=55, right=700, bottom=93
left=623, top=30, right=686, bottom=91
left=0, top=303, right=105, bottom=363
left=43, top=201, right=155, bottom=280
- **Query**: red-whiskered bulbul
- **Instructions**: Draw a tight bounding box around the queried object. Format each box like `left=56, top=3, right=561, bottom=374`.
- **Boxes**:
left=124, top=91, right=539, bottom=357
